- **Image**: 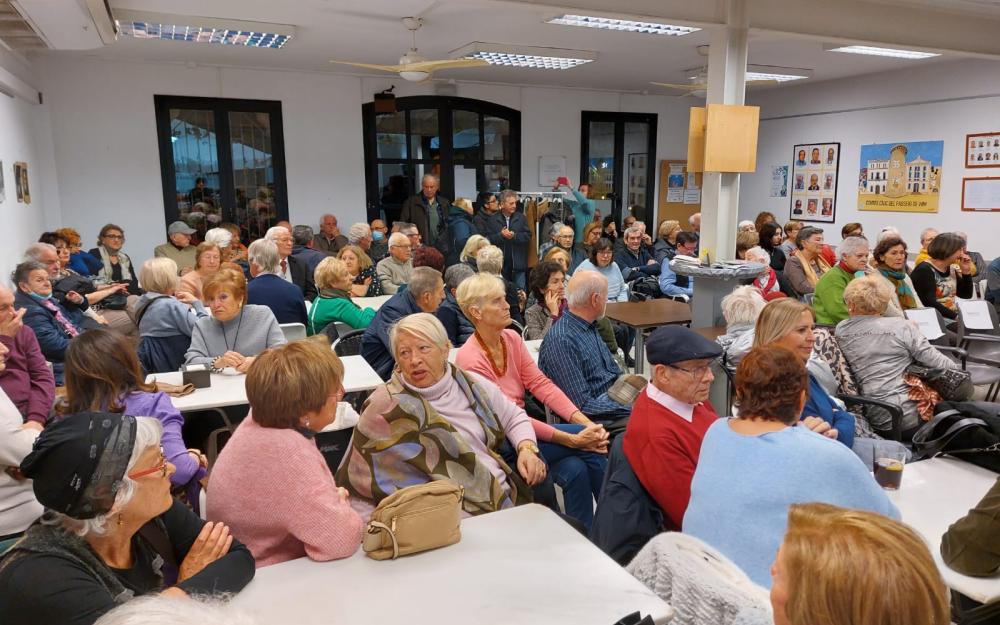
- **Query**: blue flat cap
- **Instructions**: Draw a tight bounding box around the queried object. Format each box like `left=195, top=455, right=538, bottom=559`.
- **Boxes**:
left=646, top=325, right=722, bottom=365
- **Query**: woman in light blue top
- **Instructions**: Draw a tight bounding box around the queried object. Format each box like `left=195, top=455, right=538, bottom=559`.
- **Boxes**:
left=573, top=238, right=628, bottom=302
left=683, top=346, right=899, bottom=588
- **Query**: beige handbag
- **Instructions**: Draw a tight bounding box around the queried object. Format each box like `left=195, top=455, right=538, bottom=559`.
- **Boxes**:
left=362, top=480, right=464, bottom=560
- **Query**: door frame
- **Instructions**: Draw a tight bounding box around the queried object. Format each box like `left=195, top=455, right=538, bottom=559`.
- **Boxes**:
left=579, top=111, right=658, bottom=225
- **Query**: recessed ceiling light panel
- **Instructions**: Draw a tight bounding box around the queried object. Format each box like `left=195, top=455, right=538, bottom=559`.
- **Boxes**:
left=547, top=14, right=699, bottom=36
left=827, top=45, right=939, bottom=59
left=113, top=10, right=294, bottom=49
left=746, top=71, right=807, bottom=82
left=452, top=42, right=597, bottom=70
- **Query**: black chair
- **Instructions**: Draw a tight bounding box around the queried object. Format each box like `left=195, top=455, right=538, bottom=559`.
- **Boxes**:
left=333, top=329, right=365, bottom=357
left=318, top=322, right=340, bottom=344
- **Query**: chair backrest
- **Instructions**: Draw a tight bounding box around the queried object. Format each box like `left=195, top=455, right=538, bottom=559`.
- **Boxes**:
left=318, top=322, right=340, bottom=343
left=957, top=299, right=1000, bottom=339
left=279, top=322, right=307, bottom=343
left=333, top=329, right=366, bottom=357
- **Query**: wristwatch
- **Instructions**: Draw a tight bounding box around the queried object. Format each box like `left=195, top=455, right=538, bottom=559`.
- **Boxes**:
left=519, top=442, right=540, bottom=455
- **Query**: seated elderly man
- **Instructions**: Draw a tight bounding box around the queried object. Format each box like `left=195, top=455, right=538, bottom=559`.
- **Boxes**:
left=265, top=226, right=316, bottom=301
left=347, top=222, right=380, bottom=262
left=0, top=283, right=54, bottom=427
left=313, top=213, right=348, bottom=255
left=615, top=225, right=660, bottom=283
left=813, top=236, right=869, bottom=325
left=153, top=221, right=198, bottom=273
left=376, top=232, right=414, bottom=295
left=623, top=326, right=722, bottom=531
left=538, top=271, right=633, bottom=423
left=246, top=239, right=308, bottom=325
left=290, top=225, right=328, bottom=276
left=361, top=267, right=445, bottom=379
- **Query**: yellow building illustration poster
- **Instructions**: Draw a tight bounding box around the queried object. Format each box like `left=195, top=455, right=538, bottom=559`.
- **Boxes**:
left=858, top=141, right=942, bottom=213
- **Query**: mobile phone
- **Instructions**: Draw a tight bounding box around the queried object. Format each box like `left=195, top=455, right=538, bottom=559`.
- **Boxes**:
left=556, top=176, right=570, bottom=186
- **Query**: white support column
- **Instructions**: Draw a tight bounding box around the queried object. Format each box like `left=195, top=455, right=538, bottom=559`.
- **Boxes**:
left=699, top=0, right=748, bottom=264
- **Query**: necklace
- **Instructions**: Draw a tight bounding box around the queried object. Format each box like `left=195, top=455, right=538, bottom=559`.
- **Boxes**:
left=474, top=330, right=507, bottom=377
left=219, top=307, right=244, bottom=353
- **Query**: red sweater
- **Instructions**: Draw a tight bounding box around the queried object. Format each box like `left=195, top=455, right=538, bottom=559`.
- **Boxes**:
left=623, top=388, right=717, bottom=530
left=0, top=327, right=55, bottom=425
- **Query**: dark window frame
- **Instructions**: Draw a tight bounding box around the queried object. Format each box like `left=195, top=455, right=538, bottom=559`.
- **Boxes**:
left=579, top=110, right=658, bottom=225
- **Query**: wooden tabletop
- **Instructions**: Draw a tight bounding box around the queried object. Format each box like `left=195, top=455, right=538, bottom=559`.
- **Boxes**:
left=692, top=326, right=727, bottom=341
left=604, top=299, right=692, bottom=329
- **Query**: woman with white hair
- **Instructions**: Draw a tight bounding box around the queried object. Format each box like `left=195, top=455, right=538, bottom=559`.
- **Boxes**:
left=745, top=246, right=783, bottom=301
left=836, top=275, right=961, bottom=438
left=0, top=413, right=254, bottom=625
left=95, top=595, right=261, bottom=625
left=135, top=257, right=209, bottom=373
left=716, top=285, right=766, bottom=370
left=337, top=313, right=546, bottom=516
left=203, top=227, right=233, bottom=261
left=476, top=245, right=524, bottom=326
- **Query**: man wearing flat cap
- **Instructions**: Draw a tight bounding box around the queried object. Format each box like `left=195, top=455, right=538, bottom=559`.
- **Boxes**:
left=623, top=325, right=721, bottom=531
left=153, top=221, right=198, bottom=274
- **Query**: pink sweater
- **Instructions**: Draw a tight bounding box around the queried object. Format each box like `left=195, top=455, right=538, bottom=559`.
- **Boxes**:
left=455, top=330, right=580, bottom=442
left=207, top=417, right=364, bottom=567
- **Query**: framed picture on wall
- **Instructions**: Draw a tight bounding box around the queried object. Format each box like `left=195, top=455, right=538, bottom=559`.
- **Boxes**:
left=789, top=142, right=839, bottom=223
left=965, top=132, right=1000, bottom=168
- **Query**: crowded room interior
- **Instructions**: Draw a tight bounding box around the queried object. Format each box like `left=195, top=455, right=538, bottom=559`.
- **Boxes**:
left=4, top=0, right=1000, bottom=623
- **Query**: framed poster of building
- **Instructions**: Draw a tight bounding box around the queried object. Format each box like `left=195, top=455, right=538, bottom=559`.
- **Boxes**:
left=858, top=141, right=942, bottom=213
left=966, top=132, right=1000, bottom=168
left=789, top=142, right=839, bottom=223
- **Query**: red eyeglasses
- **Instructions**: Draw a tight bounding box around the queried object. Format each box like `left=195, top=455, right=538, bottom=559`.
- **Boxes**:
left=127, top=447, right=168, bottom=480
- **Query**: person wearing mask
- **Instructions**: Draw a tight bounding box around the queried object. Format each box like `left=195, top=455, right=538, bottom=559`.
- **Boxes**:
left=360, top=267, right=445, bottom=380
left=179, top=243, right=223, bottom=303
left=401, top=174, right=451, bottom=248
left=0, top=283, right=54, bottom=427
left=783, top=226, right=831, bottom=297
left=153, top=221, right=198, bottom=273
left=485, top=189, right=531, bottom=290
left=88, top=224, right=142, bottom=296
left=555, top=180, right=596, bottom=244
left=368, top=219, right=389, bottom=261
left=246, top=239, right=308, bottom=326
left=312, top=214, right=348, bottom=255
left=375, top=232, right=414, bottom=295
left=134, top=258, right=209, bottom=374
left=13, top=261, right=86, bottom=385
left=307, top=257, right=377, bottom=335
left=338, top=244, right=382, bottom=298
left=910, top=232, right=974, bottom=320
left=290, top=226, right=327, bottom=276
left=659, top=232, right=698, bottom=299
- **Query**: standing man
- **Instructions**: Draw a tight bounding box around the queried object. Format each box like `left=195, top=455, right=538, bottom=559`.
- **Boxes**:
left=557, top=179, right=595, bottom=244
left=153, top=221, right=198, bottom=273
left=265, top=226, right=317, bottom=301
left=486, top=189, right=530, bottom=290
left=290, top=226, right=328, bottom=277
left=400, top=174, right=451, bottom=251
left=473, top=191, right=499, bottom=235
left=313, top=214, right=348, bottom=255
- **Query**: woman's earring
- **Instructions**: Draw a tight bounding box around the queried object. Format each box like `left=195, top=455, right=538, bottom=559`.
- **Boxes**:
left=304, top=418, right=311, bottom=428
left=117, top=514, right=124, bottom=528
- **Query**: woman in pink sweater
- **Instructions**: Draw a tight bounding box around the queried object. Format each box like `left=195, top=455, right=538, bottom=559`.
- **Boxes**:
left=207, top=337, right=363, bottom=567
left=455, top=274, right=608, bottom=530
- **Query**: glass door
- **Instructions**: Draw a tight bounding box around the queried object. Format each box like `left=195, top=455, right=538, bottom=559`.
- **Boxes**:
left=581, top=112, right=657, bottom=227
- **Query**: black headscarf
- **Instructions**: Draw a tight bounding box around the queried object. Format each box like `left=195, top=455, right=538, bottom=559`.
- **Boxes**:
left=20, top=412, right=137, bottom=519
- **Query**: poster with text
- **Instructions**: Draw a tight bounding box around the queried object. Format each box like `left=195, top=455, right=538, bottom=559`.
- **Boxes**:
left=789, top=143, right=839, bottom=223
left=857, top=141, right=942, bottom=213
left=770, top=165, right=788, bottom=198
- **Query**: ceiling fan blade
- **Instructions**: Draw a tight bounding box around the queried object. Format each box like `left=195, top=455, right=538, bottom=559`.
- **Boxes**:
left=402, top=58, right=490, bottom=72
left=328, top=60, right=403, bottom=73
left=651, top=81, right=705, bottom=90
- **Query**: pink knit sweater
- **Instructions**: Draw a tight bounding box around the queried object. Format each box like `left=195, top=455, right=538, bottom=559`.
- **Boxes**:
left=207, top=417, right=364, bottom=568
left=455, top=330, right=581, bottom=442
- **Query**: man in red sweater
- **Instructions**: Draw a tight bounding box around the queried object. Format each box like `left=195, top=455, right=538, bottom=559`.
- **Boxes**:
left=623, top=325, right=721, bottom=530
left=0, top=283, right=53, bottom=428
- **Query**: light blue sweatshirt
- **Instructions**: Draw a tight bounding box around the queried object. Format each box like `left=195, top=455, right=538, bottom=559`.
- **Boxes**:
left=573, top=259, right=629, bottom=302
left=683, top=419, right=899, bottom=588
left=565, top=189, right=596, bottom=244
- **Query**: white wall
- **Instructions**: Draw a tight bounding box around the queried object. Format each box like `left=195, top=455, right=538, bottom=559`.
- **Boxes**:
left=743, top=58, right=1000, bottom=258
left=35, top=56, right=693, bottom=266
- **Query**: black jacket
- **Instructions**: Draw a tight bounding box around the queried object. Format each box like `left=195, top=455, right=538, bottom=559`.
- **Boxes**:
left=400, top=193, right=451, bottom=246
left=615, top=247, right=661, bottom=282
left=485, top=210, right=531, bottom=276
left=287, top=255, right=318, bottom=302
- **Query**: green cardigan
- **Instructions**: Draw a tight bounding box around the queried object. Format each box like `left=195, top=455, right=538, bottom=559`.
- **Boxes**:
left=813, top=265, right=855, bottom=326
left=307, top=295, right=376, bottom=335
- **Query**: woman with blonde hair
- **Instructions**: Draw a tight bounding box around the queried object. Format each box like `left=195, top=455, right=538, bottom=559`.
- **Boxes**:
left=477, top=245, right=524, bottom=327
left=460, top=234, right=490, bottom=271
left=308, top=257, right=377, bottom=335
left=179, top=242, right=223, bottom=303
left=653, top=219, right=682, bottom=262
left=337, top=244, right=381, bottom=297
left=543, top=246, right=573, bottom=275
left=771, top=502, right=949, bottom=625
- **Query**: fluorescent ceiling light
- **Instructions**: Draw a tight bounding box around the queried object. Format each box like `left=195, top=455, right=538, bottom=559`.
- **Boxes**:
left=686, top=64, right=812, bottom=83
left=114, top=10, right=293, bottom=49
left=827, top=45, right=939, bottom=59
left=746, top=71, right=806, bottom=82
left=547, top=14, right=699, bottom=36
left=452, top=43, right=596, bottom=70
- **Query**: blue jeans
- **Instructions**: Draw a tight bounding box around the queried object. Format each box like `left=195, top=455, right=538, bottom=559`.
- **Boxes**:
left=538, top=424, right=608, bottom=531
left=512, top=271, right=526, bottom=292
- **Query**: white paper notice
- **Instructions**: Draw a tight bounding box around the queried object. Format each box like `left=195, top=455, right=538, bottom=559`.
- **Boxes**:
left=905, top=308, right=944, bottom=341
left=683, top=189, right=701, bottom=204
left=957, top=299, right=994, bottom=330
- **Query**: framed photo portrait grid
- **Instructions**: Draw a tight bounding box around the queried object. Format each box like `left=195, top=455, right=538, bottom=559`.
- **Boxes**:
left=966, top=132, right=1000, bottom=168
left=789, top=142, right=840, bottom=223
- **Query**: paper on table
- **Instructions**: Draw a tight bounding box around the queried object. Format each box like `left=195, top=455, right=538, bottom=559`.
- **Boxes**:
left=957, top=299, right=994, bottom=330
left=905, top=308, right=944, bottom=341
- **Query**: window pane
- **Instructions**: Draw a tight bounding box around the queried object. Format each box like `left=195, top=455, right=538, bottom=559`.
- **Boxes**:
left=624, top=122, right=651, bottom=223
left=484, top=115, right=509, bottom=161
left=375, top=111, right=407, bottom=159
left=587, top=120, right=615, bottom=221
left=377, top=163, right=412, bottom=227
left=484, top=164, right=510, bottom=194
left=452, top=110, right=479, bottom=163
left=229, top=111, right=276, bottom=241
left=170, top=108, right=220, bottom=240
left=409, top=109, right=439, bottom=160
left=454, top=163, right=479, bottom=200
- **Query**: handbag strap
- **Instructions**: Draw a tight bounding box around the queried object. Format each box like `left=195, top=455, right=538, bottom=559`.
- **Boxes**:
left=912, top=409, right=990, bottom=460
left=367, top=521, right=399, bottom=560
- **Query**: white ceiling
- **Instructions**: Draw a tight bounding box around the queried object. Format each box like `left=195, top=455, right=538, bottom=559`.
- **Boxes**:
left=29, top=0, right=998, bottom=92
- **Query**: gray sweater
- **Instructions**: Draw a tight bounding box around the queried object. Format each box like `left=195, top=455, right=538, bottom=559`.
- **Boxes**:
left=136, top=293, right=208, bottom=338
left=835, top=315, right=959, bottom=431
left=376, top=256, right=412, bottom=295
left=184, top=304, right=286, bottom=365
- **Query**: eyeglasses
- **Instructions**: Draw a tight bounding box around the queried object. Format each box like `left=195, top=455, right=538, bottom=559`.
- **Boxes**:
left=391, top=244, right=412, bottom=249
left=597, top=250, right=614, bottom=256
left=666, top=362, right=715, bottom=380
left=103, top=234, right=124, bottom=241
left=127, top=447, right=168, bottom=480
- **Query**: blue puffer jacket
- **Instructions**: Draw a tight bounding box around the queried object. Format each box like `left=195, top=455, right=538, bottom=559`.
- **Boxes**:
left=444, top=207, right=476, bottom=267
left=14, top=290, right=85, bottom=385
left=436, top=293, right=475, bottom=347
left=360, top=290, right=421, bottom=380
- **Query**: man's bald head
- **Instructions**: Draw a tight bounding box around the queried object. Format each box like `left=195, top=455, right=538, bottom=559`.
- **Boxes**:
left=567, top=270, right=608, bottom=321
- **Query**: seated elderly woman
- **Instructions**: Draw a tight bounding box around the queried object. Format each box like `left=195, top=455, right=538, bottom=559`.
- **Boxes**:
left=338, top=313, right=547, bottom=515
left=684, top=347, right=899, bottom=588
left=185, top=268, right=286, bottom=371
left=56, top=226, right=102, bottom=276
left=459, top=234, right=489, bottom=272
left=716, top=285, right=766, bottom=370
left=12, top=261, right=87, bottom=385
left=772, top=503, right=949, bottom=625
left=135, top=257, right=209, bottom=373
left=783, top=226, right=830, bottom=297
left=436, top=264, right=476, bottom=346
left=65, top=328, right=208, bottom=499
left=653, top=219, right=682, bottom=263
left=910, top=232, right=974, bottom=321
left=813, top=235, right=870, bottom=325
left=307, top=257, right=377, bottom=335
left=179, top=242, right=223, bottom=303
left=203, top=227, right=234, bottom=263
left=836, top=275, right=961, bottom=439
left=573, top=238, right=629, bottom=303
left=0, top=381, right=43, bottom=545
left=209, top=338, right=362, bottom=567
left=455, top=274, right=608, bottom=530
left=0, top=413, right=254, bottom=625
left=871, top=235, right=919, bottom=317
left=30, top=238, right=130, bottom=329
left=88, top=224, right=142, bottom=296
left=476, top=245, right=524, bottom=327
left=338, top=244, right=382, bottom=298
left=744, top=246, right=785, bottom=301
left=524, top=260, right=569, bottom=341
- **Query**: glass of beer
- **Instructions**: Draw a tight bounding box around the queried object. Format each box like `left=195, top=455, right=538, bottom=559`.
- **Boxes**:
left=873, top=450, right=906, bottom=490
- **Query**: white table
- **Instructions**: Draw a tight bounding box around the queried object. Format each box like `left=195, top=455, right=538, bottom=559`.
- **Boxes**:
left=448, top=339, right=543, bottom=365
left=149, top=355, right=384, bottom=412
left=355, top=294, right=393, bottom=311
left=232, top=504, right=673, bottom=625
left=889, top=457, right=1000, bottom=604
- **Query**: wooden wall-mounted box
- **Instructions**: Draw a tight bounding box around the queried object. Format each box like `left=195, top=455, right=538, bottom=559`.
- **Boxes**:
left=704, top=104, right=760, bottom=173
left=686, top=107, right=706, bottom=173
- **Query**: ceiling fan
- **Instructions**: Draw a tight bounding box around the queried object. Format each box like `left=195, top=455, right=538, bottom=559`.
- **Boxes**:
left=329, top=17, right=488, bottom=82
